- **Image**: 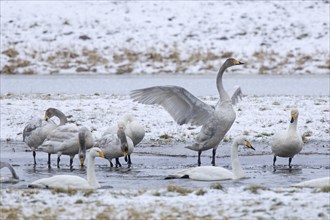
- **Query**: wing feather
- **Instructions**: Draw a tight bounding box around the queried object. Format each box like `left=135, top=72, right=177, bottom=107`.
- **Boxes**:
left=130, top=86, right=214, bottom=126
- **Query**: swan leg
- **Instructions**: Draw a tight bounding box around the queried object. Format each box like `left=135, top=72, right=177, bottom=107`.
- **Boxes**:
left=289, top=158, right=292, bottom=168
left=57, top=156, right=60, bottom=168
left=115, top=158, right=122, bottom=168
left=48, top=153, right=51, bottom=167
left=211, top=148, right=216, bottom=166
left=127, top=155, right=132, bottom=165
left=127, top=155, right=132, bottom=168
left=69, top=157, right=74, bottom=169
left=273, top=156, right=277, bottom=166
left=198, top=150, right=202, bottom=166
left=33, top=151, right=37, bottom=165
left=109, top=160, right=114, bottom=167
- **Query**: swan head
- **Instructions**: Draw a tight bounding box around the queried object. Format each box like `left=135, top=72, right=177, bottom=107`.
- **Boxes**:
left=117, top=120, right=126, bottom=129
left=89, top=147, right=105, bottom=158
left=44, top=108, right=59, bottom=121
left=224, top=58, right=244, bottom=68
left=234, top=136, right=255, bottom=150
left=122, top=114, right=135, bottom=123
left=290, top=108, right=299, bottom=123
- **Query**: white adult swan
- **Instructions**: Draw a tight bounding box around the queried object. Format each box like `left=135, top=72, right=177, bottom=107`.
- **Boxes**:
left=38, top=126, right=94, bottom=168
left=165, top=136, right=254, bottom=180
left=130, top=58, right=244, bottom=166
left=271, top=108, right=303, bottom=169
left=96, top=121, right=134, bottom=167
left=29, top=147, right=105, bottom=190
left=23, top=108, right=67, bottom=165
left=0, top=162, right=19, bottom=183
left=292, top=177, right=330, bottom=188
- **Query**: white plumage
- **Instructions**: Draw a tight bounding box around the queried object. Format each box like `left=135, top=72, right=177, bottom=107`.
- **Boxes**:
left=292, top=177, right=330, bottom=188
left=271, top=108, right=303, bottom=168
left=165, top=136, right=254, bottom=181
left=29, top=147, right=105, bottom=190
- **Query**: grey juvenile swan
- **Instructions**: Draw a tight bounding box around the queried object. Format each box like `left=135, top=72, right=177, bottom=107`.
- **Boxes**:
left=38, top=125, right=94, bottom=168
left=23, top=108, right=67, bottom=165
left=130, top=58, right=244, bottom=166
left=96, top=120, right=134, bottom=167
left=101, top=114, right=145, bottom=166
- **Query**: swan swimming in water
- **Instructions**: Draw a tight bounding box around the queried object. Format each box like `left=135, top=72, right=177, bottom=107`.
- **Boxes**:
left=38, top=126, right=94, bottom=168
left=29, top=147, right=105, bottom=190
left=0, top=162, right=19, bottom=183
left=271, top=108, right=303, bottom=169
left=96, top=121, right=134, bottom=167
left=23, top=108, right=67, bottom=165
left=165, top=136, right=254, bottom=181
left=130, top=58, right=244, bottom=166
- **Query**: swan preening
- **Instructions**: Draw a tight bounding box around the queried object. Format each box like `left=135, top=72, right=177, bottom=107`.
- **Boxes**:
left=165, top=136, right=254, bottom=181
left=292, top=177, right=330, bottom=188
left=37, top=126, right=94, bottom=168
left=131, top=58, right=243, bottom=166
left=271, top=108, right=303, bottom=169
left=29, top=147, right=105, bottom=190
left=0, top=162, right=19, bottom=183
left=97, top=114, right=145, bottom=167
left=23, top=108, right=67, bottom=165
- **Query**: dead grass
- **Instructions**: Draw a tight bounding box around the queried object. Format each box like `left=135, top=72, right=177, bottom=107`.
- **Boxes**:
left=1, top=45, right=328, bottom=75
left=167, top=185, right=193, bottom=195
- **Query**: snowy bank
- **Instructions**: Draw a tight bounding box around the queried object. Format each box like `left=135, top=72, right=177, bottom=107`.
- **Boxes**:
left=1, top=1, right=329, bottom=75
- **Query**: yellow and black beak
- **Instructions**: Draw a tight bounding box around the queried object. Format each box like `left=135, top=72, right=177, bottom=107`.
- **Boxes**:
left=98, top=151, right=105, bottom=158
left=290, top=113, right=297, bottom=123
left=234, top=59, right=244, bottom=65
left=44, top=115, right=49, bottom=121
left=245, top=140, right=255, bottom=150
left=79, top=157, right=84, bottom=167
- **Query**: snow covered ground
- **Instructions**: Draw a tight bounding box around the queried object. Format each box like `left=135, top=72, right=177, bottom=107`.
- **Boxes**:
left=0, top=92, right=329, bottom=219
left=1, top=1, right=329, bottom=75
left=1, top=1, right=329, bottom=219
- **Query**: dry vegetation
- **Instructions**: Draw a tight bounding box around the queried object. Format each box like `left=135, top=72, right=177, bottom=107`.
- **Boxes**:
left=1, top=46, right=329, bottom=75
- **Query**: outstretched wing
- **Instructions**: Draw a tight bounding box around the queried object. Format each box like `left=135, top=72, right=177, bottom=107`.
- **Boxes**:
left=228, top=85, right=243, bottom=105
left=130, top=86, right=214, bottom=126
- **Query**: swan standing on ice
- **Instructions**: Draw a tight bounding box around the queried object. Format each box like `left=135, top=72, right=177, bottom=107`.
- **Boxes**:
left=96, top=121, right=134, bottom=167
left=38, top=126, right=94, bottom=168
left=271, top=108, right=303, bottom=169
left=28, top=147, right=105, bottom=190
left=23, top=108, right=67, bottom=165
left=0, top=162, right=19, bottom=183
left=165, top=136, right=254, bottom=180
left=130, top=58, right=244, bottom=166
left=102, top=114, right=145, bottom=165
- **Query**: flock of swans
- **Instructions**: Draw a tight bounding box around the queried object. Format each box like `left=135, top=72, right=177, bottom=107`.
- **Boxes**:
left=1, top=58, right=328, bottom=190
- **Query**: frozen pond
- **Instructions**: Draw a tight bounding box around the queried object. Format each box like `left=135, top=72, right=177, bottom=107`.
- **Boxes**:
left=1, top=74, right=329, bottom=96
left=1, top=140, right=329, bottom=190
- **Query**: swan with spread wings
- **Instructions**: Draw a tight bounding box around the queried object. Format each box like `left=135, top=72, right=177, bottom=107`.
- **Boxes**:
left=130, top=58, right=244, bottom=166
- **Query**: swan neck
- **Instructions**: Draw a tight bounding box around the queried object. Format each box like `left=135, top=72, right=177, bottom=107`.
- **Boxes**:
left=8, top=165, right=19, bottom=179
left=216, top=65, right=230, bottom=101
left=288, top=117, right=298, bottom=132
left=230, top=141, right=243, bottom=179
left=87, top=155, right=98, bottom=186
left=54, top=109, right=67, bottom=125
